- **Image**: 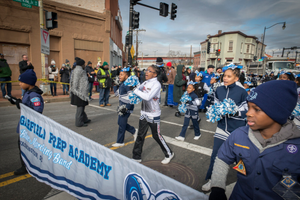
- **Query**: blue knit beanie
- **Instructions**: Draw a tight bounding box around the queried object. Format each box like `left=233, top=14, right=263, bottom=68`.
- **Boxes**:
left=19, top=69, right=37, bottom=86
left=247, top=80, right=297, bottom=125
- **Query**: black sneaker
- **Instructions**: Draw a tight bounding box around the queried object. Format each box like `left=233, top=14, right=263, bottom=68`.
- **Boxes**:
left=14, top=166, right=28, bottom=175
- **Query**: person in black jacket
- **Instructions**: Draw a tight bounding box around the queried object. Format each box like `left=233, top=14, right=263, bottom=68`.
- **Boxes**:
left=85, top=61, right=95, bottom=100
left=156, top=57, right=168, bottom=103
left=19, top=54, right=34, bottom=96
left=60, top=64, right=70, bottom=95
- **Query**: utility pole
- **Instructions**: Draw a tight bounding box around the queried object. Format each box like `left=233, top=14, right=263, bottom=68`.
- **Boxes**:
left=133, top=29, right=146, bottom=65
left=39, top=0, right=45, bottom=79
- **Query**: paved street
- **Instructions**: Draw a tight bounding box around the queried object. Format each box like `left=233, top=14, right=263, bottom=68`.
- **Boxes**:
left=0, top=93, right=237, bottom=199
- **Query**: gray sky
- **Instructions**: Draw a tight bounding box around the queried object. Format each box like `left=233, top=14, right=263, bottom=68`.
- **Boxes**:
left=119, top=0, right=300, bottom=57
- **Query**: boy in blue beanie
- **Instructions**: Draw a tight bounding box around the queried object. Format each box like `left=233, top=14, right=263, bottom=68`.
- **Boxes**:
left=8, top=69, right=44, bottom=175
left=209, top=80, right=300, bottom=200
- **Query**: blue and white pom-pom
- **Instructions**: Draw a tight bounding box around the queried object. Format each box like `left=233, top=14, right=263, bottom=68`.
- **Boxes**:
left=207, top=87, right=214, bottom=95
left=124, top=75, right=140, bottom=87
left=128, top=92, right=142, bottom=104
left=180, top=91, right=192, bottom=104
left=178, top=103, right=187, bottom=113
left=220, top=98, right=239, bottom=115
left=292, top=103, right=300, bottom=117
left=206, top=103, right=223, bottom=123
left=206, top=98, right=239, bottom=123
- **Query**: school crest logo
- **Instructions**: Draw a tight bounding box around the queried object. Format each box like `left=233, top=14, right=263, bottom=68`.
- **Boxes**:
left=247, top=90, right=257, bottom=101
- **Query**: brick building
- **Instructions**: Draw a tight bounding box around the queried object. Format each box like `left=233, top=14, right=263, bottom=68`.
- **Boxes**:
left=0, top=0, right=123, bottom=89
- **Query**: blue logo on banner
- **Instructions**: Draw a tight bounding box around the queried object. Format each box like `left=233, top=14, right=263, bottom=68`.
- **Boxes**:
left=124, top=173, right=181, bottom=200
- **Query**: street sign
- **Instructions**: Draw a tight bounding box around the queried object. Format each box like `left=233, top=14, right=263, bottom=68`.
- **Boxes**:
left=13, top=0, right=39, bottom=8
left=41, top=29, right=50, bottom=55
left=127, top=31, right=129, bottom=35
left=258, top=59, right=263, bottom=62
left=130, top=46, right=135, bottom=58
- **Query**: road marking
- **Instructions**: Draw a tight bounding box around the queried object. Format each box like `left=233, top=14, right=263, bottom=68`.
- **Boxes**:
left=163, top=135, right=213, bottom=156
left=88, top=104, right=215, bottom=134
left=109, top=135, right=152, bottom=150
left=0, top=174, right=31, bottom=187
left=0, top=172, right=14, bottom=179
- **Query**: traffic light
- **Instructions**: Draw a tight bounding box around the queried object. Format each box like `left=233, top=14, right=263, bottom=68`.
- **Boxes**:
left=125, top=35, right=130, bottom=46
left=216, top=49, right=220, bottom=56
left=253, top=56, right=257, bottom=61
left=131, top=0, right=141, bottom=6
left=170, top=3, right=177, bottom=20
left=45, top=11, right=58, bottom=30
left=132, top=10, right=140, bottom=29
left=160, top=2, right=169, bottom=17
left=207, top=41, right=211, bottom=54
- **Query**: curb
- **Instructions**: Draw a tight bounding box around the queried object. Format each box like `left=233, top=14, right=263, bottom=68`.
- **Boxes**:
left=0, top=97, right=71, bottom=107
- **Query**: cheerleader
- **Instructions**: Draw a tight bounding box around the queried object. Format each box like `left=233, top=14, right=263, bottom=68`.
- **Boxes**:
left=202, top=64, right=248, bottom=192
left=175, top=81, right=201, bottom=141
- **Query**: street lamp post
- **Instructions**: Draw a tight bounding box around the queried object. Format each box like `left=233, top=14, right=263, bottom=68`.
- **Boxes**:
left=260, top=22, right=286, bottom=59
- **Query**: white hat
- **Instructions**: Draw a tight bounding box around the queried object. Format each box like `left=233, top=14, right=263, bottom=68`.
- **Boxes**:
left=51, top=60, right=56, bottom=65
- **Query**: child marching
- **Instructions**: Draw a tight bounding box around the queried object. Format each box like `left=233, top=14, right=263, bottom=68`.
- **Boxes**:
left=175, top=81, right=202, bottom=141
left=202, top=64, right=248, bottom=192
left=132, top=65, right=174, bottom=164
left=112, top=67, right=138, bottom=147
left=209, top=80, right=300, bottom=200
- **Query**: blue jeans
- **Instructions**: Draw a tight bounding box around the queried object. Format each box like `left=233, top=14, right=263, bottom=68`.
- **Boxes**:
left=179, top=117, right=201, bottom=137
left=63, top=84, right=69, bottom=93
left=205, top=137, right=225, bottom=180
left=88, top=82, right=93, bottom=99
left=49, top=78, right=57, bottom=96
left=99, top=88, right=110, bottom=105
left=0, top=77, right=12, bottom=97
left=113, top=85, right=118, bottom=94
left=116, top=113, right=135, bottom=143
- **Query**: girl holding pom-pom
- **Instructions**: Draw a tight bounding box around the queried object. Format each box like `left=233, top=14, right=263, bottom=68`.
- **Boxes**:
left=112, top=67, right=138, bottom=147
left=175, top=81, right=201, bottom=141
left=202, top=64, right=248, bottom=192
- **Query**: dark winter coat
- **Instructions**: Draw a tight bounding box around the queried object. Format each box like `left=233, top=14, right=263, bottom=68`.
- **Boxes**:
left=19, top=60, right=34, bottom=74
left=85, top=65, right=95, bottom=83
left=173, top=65, right=187, bottom=103
left=60, top=67, right=70, bottom=83
left=0, top=59, right=12, bottom=78
left=157, top=67, right=168, bottom=88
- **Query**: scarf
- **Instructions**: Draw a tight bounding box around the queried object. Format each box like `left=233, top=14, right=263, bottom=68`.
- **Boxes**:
left=70, top=66, right=89, bottom=101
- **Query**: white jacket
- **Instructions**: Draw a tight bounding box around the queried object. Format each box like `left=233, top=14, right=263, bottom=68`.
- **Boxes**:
left=48, top=65, right=58, bottom=79
left=134, top=77, right=161, bottom=118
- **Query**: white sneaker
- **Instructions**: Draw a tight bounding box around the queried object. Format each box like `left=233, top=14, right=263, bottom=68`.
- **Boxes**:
left=175, top=136, right=185, bottom=141
left=133, top=129, right=138, bottom=141
left=194, top=135, right=201, bottom=140
left=112, top=143, right=124, bottom=147
left=161, top=152, right=175, bottom=164
left=132, top=158, right=142, bottom=163
left=202, top=179, right=212, bottom=191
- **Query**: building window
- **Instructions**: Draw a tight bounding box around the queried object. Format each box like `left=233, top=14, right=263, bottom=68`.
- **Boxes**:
left=229, top=41, right=233, bottom=51
left=246, top=44, right=250, bottom=53
left=240, top=42, right=243, bottom=53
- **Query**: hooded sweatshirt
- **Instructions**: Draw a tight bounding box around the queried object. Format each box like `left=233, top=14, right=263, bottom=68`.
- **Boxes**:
left=173, top=65, right=187, bottom=103
left=211, top=120, right=300, bottom=200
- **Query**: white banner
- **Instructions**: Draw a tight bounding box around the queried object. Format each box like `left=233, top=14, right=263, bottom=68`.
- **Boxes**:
left=19, top=104, right=208, bottom=200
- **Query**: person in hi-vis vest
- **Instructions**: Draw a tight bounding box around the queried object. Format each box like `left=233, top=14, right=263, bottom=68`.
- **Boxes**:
left=97, top=61, right=112, bottom=107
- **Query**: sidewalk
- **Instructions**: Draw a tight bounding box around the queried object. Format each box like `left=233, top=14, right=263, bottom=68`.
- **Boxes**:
left=0, top=87, right=112, bottom=107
